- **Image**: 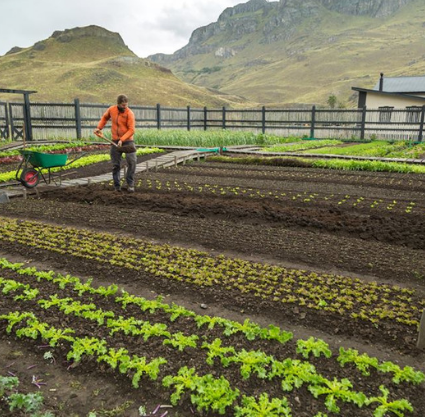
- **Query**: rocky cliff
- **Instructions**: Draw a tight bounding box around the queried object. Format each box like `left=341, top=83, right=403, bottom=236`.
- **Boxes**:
left=149, top=0, right=413, bottom=65
left=147, top=0, right=420, bottom=106
left=318, top=0, right=412, bottom=18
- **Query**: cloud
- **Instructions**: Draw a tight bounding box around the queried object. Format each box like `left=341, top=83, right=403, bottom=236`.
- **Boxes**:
left=0, top=0, right=243, bottom=58
left=0, top=0, right=241, bottom=57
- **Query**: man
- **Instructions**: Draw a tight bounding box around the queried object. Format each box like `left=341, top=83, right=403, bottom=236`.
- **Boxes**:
left=94, top=94, right=137, bottom=192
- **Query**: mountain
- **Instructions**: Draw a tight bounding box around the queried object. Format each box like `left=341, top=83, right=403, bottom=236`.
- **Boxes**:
left=0, top=25, right=249, bottom=107
left=148, top=0, right=424, bottom=107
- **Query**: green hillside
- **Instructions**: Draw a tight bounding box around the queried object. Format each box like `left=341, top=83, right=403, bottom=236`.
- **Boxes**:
left=149, top=0, right=425, bottom=107
left=0, top=26, right=250, bottom=107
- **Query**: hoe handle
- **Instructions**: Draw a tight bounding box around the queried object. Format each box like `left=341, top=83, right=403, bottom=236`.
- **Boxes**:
left=94, top=130, right=119, bottom=147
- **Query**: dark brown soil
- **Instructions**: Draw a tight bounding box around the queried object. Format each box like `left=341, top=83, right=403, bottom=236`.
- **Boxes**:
left=0, top=154, right=424, bottom=416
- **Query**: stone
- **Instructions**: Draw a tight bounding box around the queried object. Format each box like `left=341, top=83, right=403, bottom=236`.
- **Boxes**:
left=0, top=192, right=9, bottom=204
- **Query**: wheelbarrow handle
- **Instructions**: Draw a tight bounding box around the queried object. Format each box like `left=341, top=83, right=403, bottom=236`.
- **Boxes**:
left=94, top=131, right=119, bottom=147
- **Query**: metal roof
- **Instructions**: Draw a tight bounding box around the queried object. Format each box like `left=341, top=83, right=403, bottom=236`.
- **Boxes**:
left=351, top=86, right=425, bottom=101
left=373, top=76, right=425, bottom=93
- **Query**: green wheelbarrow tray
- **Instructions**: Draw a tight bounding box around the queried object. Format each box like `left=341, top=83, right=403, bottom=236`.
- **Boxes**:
left=20, top=150, right=68, bottom=168
left=195, top=147, right=227, bottom=153
left=16, top=149, right=83, bottom=188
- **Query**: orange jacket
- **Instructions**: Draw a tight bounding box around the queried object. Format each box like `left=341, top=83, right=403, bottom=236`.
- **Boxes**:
left=97, top=105, right=135, bottom=142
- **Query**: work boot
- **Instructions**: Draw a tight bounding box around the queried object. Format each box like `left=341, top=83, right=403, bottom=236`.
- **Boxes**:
left=127, top=186, right=135, bottom=193
left=114, top=186, right=121, bottom=192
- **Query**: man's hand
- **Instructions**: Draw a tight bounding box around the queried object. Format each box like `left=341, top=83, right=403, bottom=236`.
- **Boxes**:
left=94, top=128, right=102, bottom=136
left=117, top=140, right=123, bottom=147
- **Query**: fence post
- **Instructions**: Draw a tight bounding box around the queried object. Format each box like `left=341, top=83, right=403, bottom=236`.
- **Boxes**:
left=222, top=106, right=226, bottom=130
left=3, top=103, right=10, bottom=139
left=262, top=106, right=266, bottom=134
left=360, top=106, right=367, bottom=140
left=310, top=105, right=316, bottom=139
left=418, top=106, right=425, bottom=142
left=156, top=103, right=161, bottom=130
left=23, top=92, right=33, bottom=141
left=74, top=98, right=82, bottom=140
left=9, top=103, right=16, bottom=140
left=187, top=105, right=191, bottom=131
left=203, top=106, right=207, bottom=131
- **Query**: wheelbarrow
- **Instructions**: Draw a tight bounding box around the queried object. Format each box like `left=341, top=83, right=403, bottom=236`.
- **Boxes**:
left=15, top=149, right=83, bottom=188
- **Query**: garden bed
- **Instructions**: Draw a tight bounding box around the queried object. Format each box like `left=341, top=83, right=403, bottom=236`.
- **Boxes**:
left=0, top=155, right=424, bottom=416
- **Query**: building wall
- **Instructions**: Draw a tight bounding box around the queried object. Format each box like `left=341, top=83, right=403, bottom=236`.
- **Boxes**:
left=366, top=92, right=425, bottom=108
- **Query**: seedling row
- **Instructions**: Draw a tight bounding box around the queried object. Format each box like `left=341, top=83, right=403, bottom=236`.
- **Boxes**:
left=0, top=216, right=423, bottom=346
left=0, top=257, right=423, bottom=416
left=125, top=177, right=422, bottom=215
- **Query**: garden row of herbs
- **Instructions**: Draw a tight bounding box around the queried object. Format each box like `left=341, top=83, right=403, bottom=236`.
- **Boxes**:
left=0, top=217, right=424, bottom=416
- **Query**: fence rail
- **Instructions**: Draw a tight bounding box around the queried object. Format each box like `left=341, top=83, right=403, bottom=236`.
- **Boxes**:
left=0, top=100, right=423, bottom=142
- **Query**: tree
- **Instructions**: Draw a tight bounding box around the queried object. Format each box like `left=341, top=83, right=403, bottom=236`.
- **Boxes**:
left=327, top=95, right=337, bottom=109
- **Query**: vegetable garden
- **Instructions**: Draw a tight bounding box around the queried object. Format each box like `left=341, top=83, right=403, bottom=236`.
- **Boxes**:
left=0, top=136, right=424, bottom=416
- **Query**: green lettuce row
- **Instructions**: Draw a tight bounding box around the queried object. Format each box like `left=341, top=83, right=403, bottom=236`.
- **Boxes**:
left=0, top=257, right=292, bottom=345
left=3, top=258, right=423, bottom=387
left=263, top=140, right=344, bottom=153
left=0, top=218, right=422, bottom=329
left=208, top=155, right=425, bottom=173
left=0, top=275, right=418, bottom=416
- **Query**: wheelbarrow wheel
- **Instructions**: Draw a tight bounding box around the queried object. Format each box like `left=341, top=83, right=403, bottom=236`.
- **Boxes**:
left=20, top=168, right=40, bottom=188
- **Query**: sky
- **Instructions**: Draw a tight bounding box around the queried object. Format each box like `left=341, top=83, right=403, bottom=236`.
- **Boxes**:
left=1, top=0, right=244, bottom=58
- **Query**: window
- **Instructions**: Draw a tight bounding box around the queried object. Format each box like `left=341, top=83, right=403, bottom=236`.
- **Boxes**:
left=406, top=106, right=422, bottom=124
left=378, top=106, right=394, bottom=123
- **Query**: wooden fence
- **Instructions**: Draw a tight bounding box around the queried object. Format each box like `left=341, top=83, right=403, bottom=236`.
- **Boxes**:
left=0, top=99, right=424, bottom=142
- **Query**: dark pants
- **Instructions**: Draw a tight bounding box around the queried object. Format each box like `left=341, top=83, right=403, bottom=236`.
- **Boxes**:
left=110, top=143, right=137, bottom=189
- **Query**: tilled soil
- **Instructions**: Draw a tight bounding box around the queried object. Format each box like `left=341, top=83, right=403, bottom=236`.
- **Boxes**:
left=0, top=155, right=424, bottom=416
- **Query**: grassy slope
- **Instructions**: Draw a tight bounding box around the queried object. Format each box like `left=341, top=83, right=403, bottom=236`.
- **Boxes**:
left=166, top=0, right=425, bottom=107
left=0, top=30, right=251, bottom=108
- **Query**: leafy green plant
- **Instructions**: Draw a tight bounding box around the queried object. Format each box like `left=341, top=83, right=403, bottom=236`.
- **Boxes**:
left=337, top=347, right=379, bottom=376
left=67, top=337, right=107, bottom=363
left=234, top=393, right=292, bottom=417
left=195, top=314, right=228, bottom=330
left=164, top=302, right=196, bottom=321
left=0, top=311, right=36, bottom=333
left=270, top=358, right=321, bottom=391
left=378, top=362, right=425, bottom=384
left=202, top=338, right=236, bottom=366
left=8, top=392, right=44, bottom=413
left=229, top=349, right=272, bottom=380
left=40, top=326, right=75, bottom=346
left=190, top=373, right=240, bottom=415
left=308, top=378, right=366, bottom=413
left=16, top=318, right=49, bottom=340
left=97, top=347, right=130, bottom=370
left=0, top=375, right=19, bottom=396
left=296, top=337, right=332, bottom=359
left=163, top=332, right=199, bottom=351
left=365, top=385, right=414, bottom=417
left=260, top=324, right=293, bottom=344
left=118, top=356, right=167, bottom=388
left=163, top=366, right=198, bottom=405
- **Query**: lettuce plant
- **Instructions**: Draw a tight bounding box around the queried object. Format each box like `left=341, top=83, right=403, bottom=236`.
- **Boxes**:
left=337, top=347, right=379, bottom=376
left=270, top=358, right=321, bottom=391
left=308, top=377, right=366, bottom=413
left=296, top=337, right=332, bottom=359
left=365, top=385, right=413, bottom=417
left=234, top=393, right=292, bottom=417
